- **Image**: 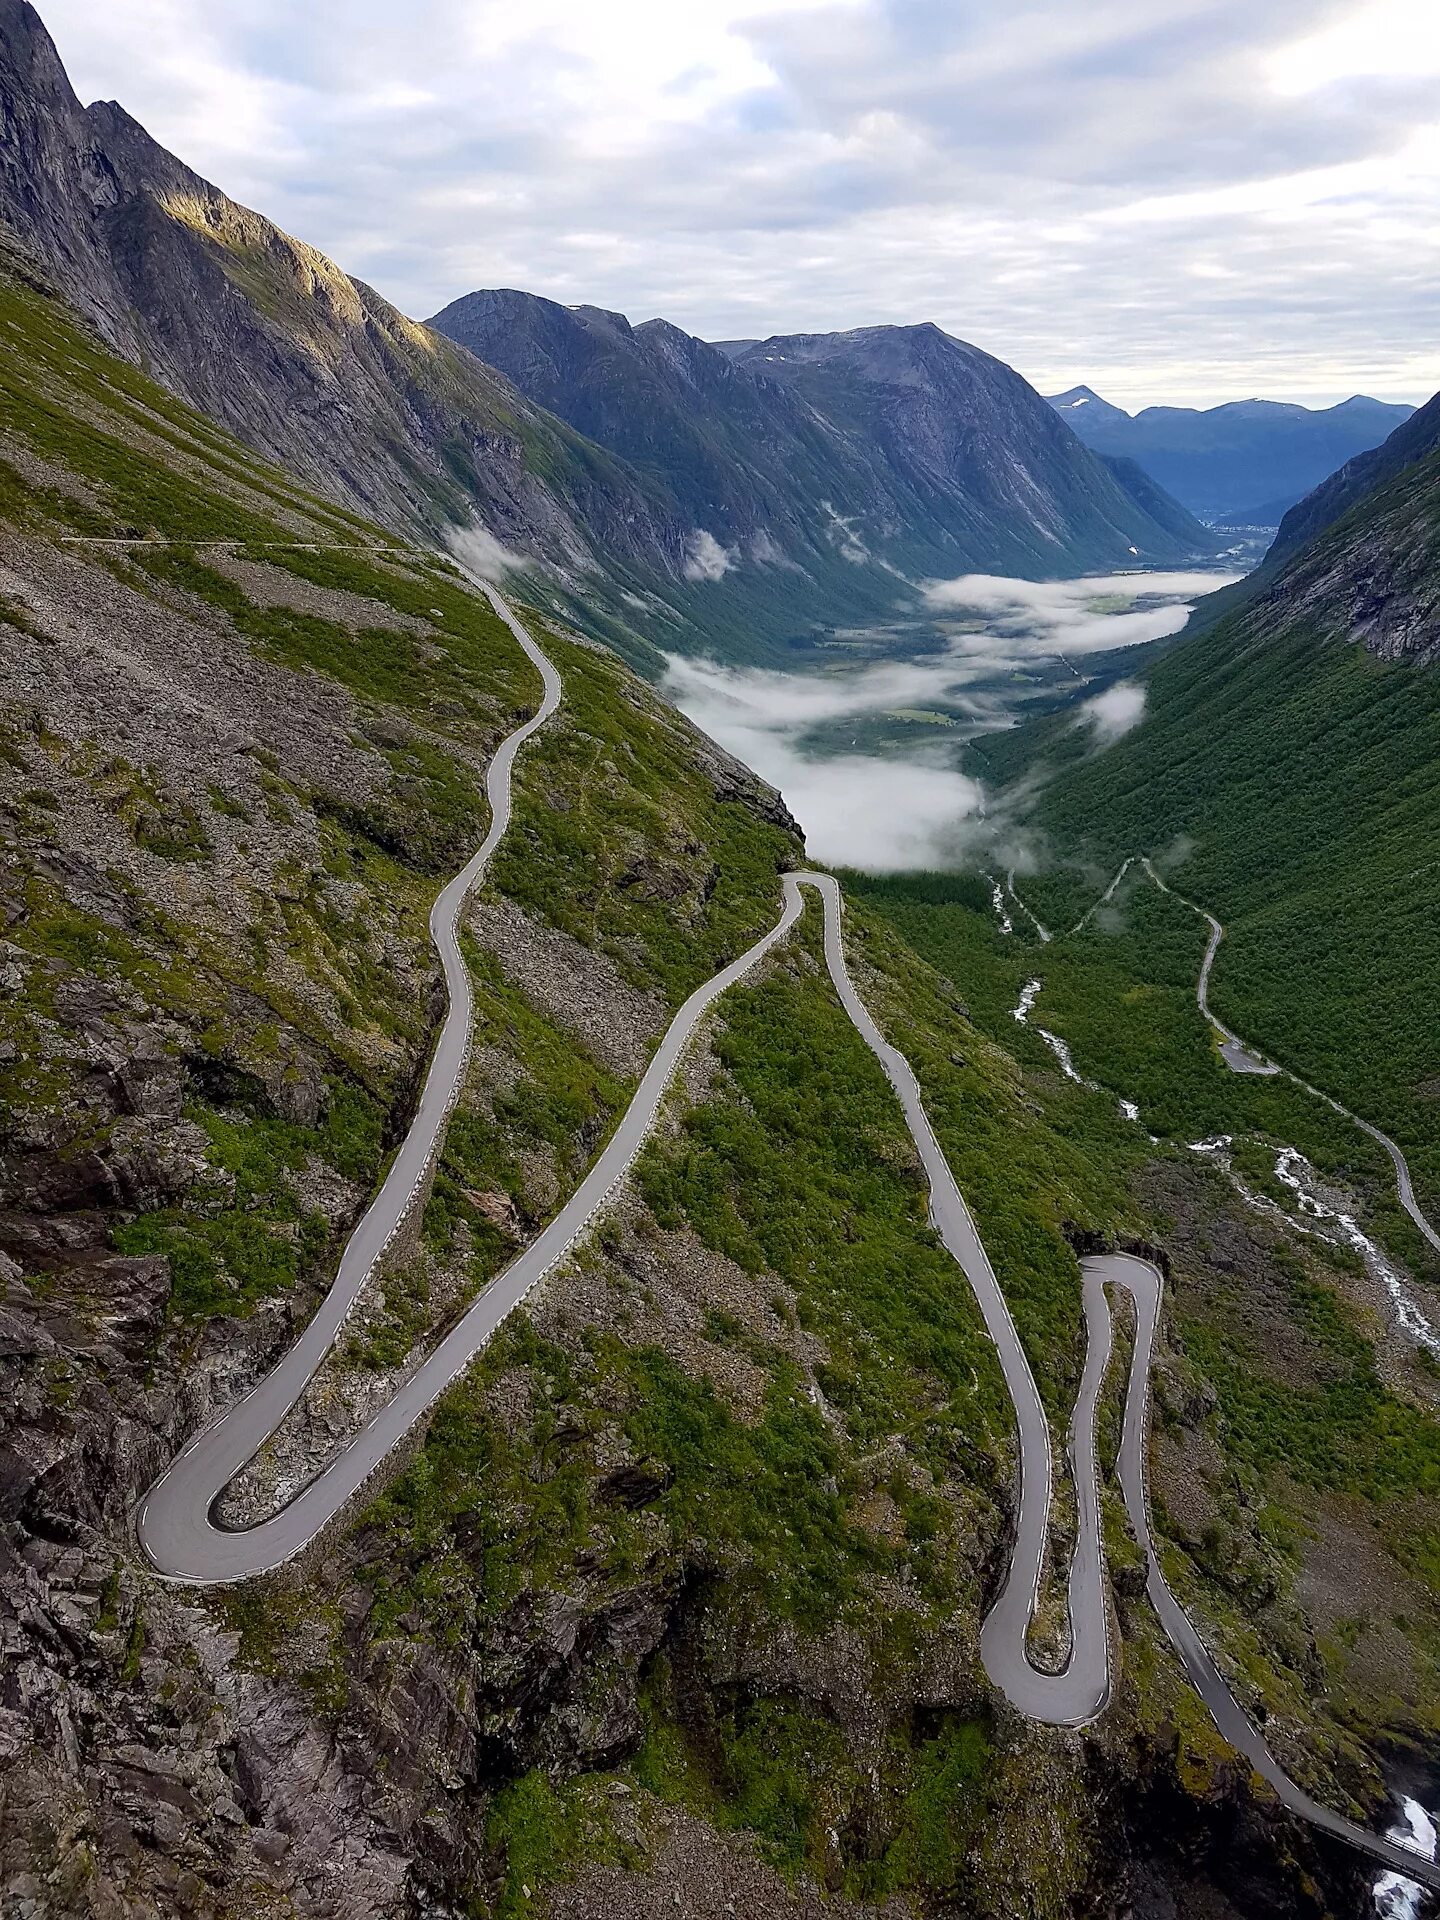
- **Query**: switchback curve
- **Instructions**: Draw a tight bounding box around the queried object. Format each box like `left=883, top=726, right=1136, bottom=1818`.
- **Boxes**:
left=133, top=599, right=1439, bottom=1889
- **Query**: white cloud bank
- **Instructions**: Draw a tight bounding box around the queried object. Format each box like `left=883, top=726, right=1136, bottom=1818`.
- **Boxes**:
left=920, top=571, right=1223, bottom=654
left=444, top=521, right=528, bottom=581
left=663, top=655, right=985, bottom=869
left=1077, top=679, right=1147, bottom=743
left=665, top=569, right=1232, bottom=869
left=682, top=529, right=737, bottom=582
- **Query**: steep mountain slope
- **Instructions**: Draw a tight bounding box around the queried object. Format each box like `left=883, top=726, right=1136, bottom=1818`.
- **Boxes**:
left=437, top=296, right=1218, bottom=581
left=0, top=0, right=694, bottom=587
left=1049, top=385, right=1413, bottom=521
left=1270, top=386, right=1440, bottom=563
left=715, top=325, right=1218, bottom=576
left=428, top=289, right=870, bottom=562
left=1096, top=452, right=1217, bottom=548
left=981, top=409, right=1440, bottom=1215
left=1, top=253, right=1422, bottom=1920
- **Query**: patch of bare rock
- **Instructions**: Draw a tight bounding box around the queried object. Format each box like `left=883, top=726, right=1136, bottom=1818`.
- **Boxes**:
left=204, top=550, right=432, bottom=635
left=468, top=894, right=667, bottom=1079
left=549, top=1794, right=912, bottom=1920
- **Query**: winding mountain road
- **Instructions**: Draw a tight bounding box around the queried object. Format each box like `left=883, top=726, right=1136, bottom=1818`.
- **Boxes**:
left=1139, top=858, right=1440, bottom=1254
left=1096, top=1253, right=1440, bottom=1888
left=135, top=592, right=1439, bottom=1891
left=137, top=583, right=563, bottom=1580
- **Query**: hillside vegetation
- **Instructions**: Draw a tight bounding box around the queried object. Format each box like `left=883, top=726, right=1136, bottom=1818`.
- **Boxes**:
left=978, top=423, right=1440, bottom=1219
left=4, top=246, right=1429, bottom=1919
left=850, top=865, right=1440, bottom=1782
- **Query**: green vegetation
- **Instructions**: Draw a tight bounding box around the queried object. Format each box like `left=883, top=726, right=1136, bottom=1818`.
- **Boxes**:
left=346, top=1260, right=432, bottom=1371
left=880, top=1716, right=993, bottom=1892
left=447, top=940, right=630, bottom=1206
left=630, top=1671, right=993, bottom=1897
left=131, top=544, right=532, bottom=769
left=709, top=1699, right=852, bottom=1874
left=210, top=1582, right=351, bottom=1718
left=490, top=618, right=798, bottom=1005
left=854, top=855, right=1440, bottom=1756
left=622, top=1344, right=889, bottom=1626
left=635, top=914, right=1013, bottom=1459
left=1182, top=1246, right=1440, bottom=1584
left=848, top=860, right=1437, bottom=1273
left=974, top=463, right=1440, bottom=1221
left=0, top=268, right=377, bottom=542
left=362, top=1308, right=894, bottom=1645
left=115, top=1089, right=382, bottom=1319
left=482, top=1771, right=637, bottom=1917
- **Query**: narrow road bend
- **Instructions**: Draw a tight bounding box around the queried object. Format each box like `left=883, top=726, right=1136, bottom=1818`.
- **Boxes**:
left=133, top=594, right=1440, bottom=1890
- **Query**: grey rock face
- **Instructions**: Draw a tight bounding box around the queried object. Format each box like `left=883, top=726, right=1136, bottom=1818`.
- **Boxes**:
left=0, top=2, right=684, bottom=581
left=434, top=292, right=1219, bottom=586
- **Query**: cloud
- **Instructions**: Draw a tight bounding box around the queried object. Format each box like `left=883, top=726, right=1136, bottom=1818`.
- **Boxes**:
left=444, top=521, right=527, bottom=581
left=749, top=740, right=985, bottom=871
left=36, top=0, right=1440, bottom=409
left=663, top=568, right=1217, bottom=868
left=661, top=653, right=983, bottom=868
left=682, top=529, right=737, bottom=582
left=1077, top=679, right=1146, bottom=743
left=821, top=500, right=870, bottom=563
left=668, top=685, right=987, bottom=870
left=920, top=570, right=1235, bottom=657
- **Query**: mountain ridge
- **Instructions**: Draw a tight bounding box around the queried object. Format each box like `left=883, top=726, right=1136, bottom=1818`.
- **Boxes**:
left=0, top=0, right=694, bottom=589
left=1269, top=387, right=1440, bottom=564
left=435, top=291, right=1219, bottom=598
left=0, top=0, right=1214, bottom=674
left=1047, top=382, right=1413, bottom=521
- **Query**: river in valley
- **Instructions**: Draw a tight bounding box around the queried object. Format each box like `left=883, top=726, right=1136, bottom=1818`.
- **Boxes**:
left=1375, top=1798, right=1437, bottom=1917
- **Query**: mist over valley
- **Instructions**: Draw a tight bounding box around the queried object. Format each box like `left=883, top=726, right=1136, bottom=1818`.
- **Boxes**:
left=665, top=568, right=1241, bottom=869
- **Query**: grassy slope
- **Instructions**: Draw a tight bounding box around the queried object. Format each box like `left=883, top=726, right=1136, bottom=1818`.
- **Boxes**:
left=976, top=444, right=1440, bottom=1219
left=850, top=867, right=1440, bottom=1776
left=5, top=262, right=1421, bottom=1914
left=0, top=266, right=1130, bottom=1915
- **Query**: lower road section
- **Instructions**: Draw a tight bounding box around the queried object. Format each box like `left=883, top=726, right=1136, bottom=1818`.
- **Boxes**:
left=1141, top=858, right=1440, bottom=1254
left=135, top=598, right=1439, bottom=1891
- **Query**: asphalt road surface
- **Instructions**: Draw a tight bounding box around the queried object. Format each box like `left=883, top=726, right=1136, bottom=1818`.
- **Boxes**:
left=133, top=597, right=1440, bottom=1892
left=1142, top=858, right=1440, bottom=1252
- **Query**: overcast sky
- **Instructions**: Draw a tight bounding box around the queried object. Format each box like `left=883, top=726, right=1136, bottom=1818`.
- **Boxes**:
left=41, top=0, right=1440, bottom=408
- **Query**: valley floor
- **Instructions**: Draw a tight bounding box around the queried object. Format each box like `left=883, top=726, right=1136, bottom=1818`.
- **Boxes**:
left=2, top=259, right=1436, bottom=1920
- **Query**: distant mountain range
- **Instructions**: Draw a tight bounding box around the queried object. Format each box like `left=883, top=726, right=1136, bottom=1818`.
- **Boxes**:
left=0, top=0, right=1216, bottom=670
left=433, top=294, right=1220, bottom=606
left=1047, top=386, right=1413, bottom=524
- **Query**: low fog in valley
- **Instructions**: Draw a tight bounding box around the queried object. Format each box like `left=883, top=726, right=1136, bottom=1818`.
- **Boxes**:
left=665, top=569, right=1238, bottom=869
